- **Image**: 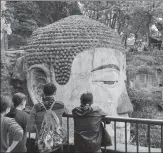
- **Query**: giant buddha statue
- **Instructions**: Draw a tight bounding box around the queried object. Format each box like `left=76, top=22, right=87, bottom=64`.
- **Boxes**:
left=11, top=15, right=133, bottom=144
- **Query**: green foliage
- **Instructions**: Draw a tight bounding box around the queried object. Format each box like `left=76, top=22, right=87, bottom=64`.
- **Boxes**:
left=1, top=52, right=13, bottom=96
left=130, top=123, right=161, bottom=148
left=127, top=86, right=162, bottom=148
left=3, top=1, right=82, bottom=49
left=80, top=1, right=163, bottom=48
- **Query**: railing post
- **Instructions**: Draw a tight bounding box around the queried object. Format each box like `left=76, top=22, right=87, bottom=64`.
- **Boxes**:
left=114, top=121, right=116, bottom=152
left=67, top=117, right=69, bottom=153
left=104, top=120, right=106, bottom=153
left=125, top=122, right=127, bottom=153
left=136, top=123, right=139, bottom=153
left=161, top=125, right=163, bottom=153
left=147, top=124, right=151, bottom=153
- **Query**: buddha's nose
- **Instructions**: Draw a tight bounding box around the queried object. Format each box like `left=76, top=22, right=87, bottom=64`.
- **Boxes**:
left=117, top=89, right=133, bottom=115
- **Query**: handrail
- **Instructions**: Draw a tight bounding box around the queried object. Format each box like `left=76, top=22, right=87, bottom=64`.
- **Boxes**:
left=27, top=113, right=163, bottom=153
left=63, top=113, right=163, bottom=153
left=63, top=113, right=163, bottom=125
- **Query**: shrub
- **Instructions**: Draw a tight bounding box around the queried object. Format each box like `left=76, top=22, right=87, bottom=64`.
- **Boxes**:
left=127, top=87, right=162, bottom=148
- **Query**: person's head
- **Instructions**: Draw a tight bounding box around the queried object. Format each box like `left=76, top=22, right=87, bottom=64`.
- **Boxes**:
left=43, top=83, right=57, bottom=96
left=0, top=96, right=12, bottom=115
left=6, top=93, right=27, bottom=118
left=80, top=92, right=93, bottom=106
left=12, top=92, right=27, bottom=110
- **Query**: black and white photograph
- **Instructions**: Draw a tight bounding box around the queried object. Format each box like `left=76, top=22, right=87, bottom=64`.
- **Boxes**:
left=1, top=1, right=163, bottom=153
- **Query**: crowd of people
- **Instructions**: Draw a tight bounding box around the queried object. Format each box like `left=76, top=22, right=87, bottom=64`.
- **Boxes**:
left=1, top=83, right=112, bottom=153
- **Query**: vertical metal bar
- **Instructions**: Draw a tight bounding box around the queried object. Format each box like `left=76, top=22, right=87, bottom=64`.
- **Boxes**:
left=148, top=124, right=151, bottom=153
left=161, top=125, right=163, bottom=153
left=104, top=120, right=106, bottom=153
left=67, top=117, right=69, bottom=153
left=60, top=145, right=63, bottom=153
left=28, top=132, right=31, bottom=153
left=136, top=123, right=139, bottom=153
left=114, top=121, right=116, bottom=152
left=125, top=122, right=127, bottom=153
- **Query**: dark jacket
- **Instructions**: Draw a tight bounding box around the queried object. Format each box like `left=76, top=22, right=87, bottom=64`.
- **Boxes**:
left=27, top=96, right=68, bottom=133
left=72, top=105, right=107, bottom=152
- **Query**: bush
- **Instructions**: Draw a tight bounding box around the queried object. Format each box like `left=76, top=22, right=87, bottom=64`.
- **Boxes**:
left=1, top=52, right=13, bottom=96
left=127, top=87, right=162, bottom=148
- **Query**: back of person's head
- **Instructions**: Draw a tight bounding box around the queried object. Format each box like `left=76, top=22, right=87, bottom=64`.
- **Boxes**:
left=12, top=92, right=26, bottom=107
left=7, top=93, right=26, bottom=118
left=43, top=83, right=57, bottom=96
left=80, top=92, right=93, bottom=106
left=0, top=96, right=11, bottom=114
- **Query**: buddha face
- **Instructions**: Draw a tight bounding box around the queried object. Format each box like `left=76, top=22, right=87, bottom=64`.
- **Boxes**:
left=52, top=48, right=127, bottom=117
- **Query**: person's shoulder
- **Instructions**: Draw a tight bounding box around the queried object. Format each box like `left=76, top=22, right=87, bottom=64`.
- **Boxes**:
left=3, top=117, right=17, bottom=125
left=92, top=105, right=107, bottom=115
left=16, top=109, right=29, bottom=119
left=22, top=110, right=29, bottom=120
left=92, top=105, right=101, bottom=111
left=23, top=110, right=29, bottom=116
left=53, top=101, right=64, bottom=109
left=4, top=116, right=15, bottom=122
left=17, top=109, right=29, bottom=115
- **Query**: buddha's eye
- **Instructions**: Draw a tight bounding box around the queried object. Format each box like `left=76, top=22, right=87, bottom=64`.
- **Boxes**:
left=103, top=81, right=118, bottom=85
left=92, top=80, right=118, bottom=87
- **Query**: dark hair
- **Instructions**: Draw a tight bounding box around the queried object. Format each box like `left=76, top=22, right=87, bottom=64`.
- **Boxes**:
left=43, top=83, right=57, bottom=96
left=7, top=93, right=26, bottom=118
left=0, top=96, right=12, bottom=113
left=80, top=92, right=93, bottom=105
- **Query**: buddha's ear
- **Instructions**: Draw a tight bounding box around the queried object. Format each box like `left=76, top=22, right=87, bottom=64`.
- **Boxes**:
left=27, top=64, right=50, bottom=105
left=117, top=87, right=133, bottom=115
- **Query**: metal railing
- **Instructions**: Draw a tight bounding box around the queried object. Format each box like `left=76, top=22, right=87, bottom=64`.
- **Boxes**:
left=63, top=114, right=163, bottom=153
left=27, top=114, right=163, bottom=152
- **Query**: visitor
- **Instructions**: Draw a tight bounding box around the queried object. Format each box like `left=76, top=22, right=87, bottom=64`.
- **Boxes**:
left=27, top=83, right=68, bottom=152
left=0, top=95, right=23, bottom=153
left=72, top=92, right=111, bottom=153
left=6, top=93, right=29, bottom=153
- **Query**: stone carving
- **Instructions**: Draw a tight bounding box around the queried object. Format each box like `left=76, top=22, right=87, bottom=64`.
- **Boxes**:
left=11, top=15, right=133, bottom=143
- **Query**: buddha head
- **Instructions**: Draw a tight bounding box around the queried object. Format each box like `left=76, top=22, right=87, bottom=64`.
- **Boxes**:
left=12, top=15, right=133, bottom=143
